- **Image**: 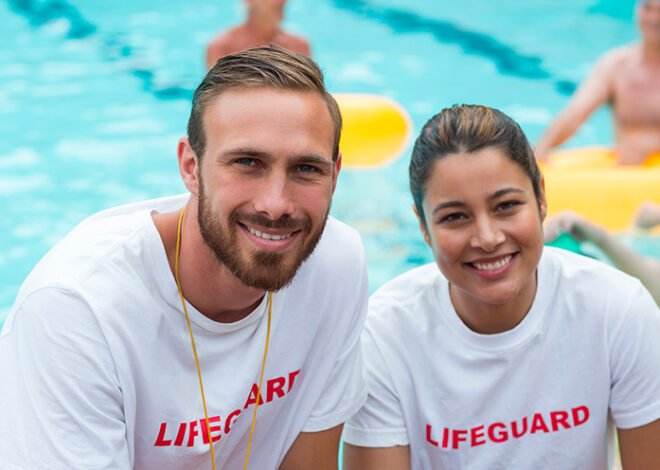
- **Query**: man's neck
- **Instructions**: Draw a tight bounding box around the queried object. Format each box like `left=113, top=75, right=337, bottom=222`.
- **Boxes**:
left=153, top=206, right=266, bottom=323
left=245, top=12, right=280, bottom=43
left=641, top=41, right=660, bottom=63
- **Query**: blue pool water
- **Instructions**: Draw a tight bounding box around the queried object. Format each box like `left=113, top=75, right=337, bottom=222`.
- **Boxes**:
left=0, top=0, right=655, bottom=325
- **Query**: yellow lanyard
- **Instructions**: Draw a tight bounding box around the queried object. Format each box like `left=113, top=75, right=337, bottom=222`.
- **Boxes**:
left=174, top=207, right=273, bottom=470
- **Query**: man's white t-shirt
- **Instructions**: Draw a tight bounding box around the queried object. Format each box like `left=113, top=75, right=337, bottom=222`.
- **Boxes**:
left=0, top=195, right=368, bottom=469
left=343, top=247, right=660, bottom=470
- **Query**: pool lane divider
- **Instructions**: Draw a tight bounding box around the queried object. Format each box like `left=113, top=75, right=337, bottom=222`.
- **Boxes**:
left=331, top=0, right=578, bottom=96
left=7, top=0, right=95, bottom=39
left=7, top=0, right=194, bottom=99
left=7, top=0, right=413, bottom=168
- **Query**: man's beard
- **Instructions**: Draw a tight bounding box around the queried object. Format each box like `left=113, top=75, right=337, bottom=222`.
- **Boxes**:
left=197, top=184, right=329, bottom=291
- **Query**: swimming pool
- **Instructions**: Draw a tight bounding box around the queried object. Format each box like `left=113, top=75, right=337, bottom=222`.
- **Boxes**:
left=0, top=0, right=654, bottom=325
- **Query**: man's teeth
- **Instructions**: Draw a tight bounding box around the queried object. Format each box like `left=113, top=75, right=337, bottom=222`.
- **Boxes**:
left=247, top=227, right=293, bottom=241
left=473, top=255, right=512, bottom=271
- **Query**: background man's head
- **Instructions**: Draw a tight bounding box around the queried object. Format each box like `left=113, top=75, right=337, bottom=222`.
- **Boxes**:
left=638, top=0, right=660, bottom=45
left=247, top=0, right=287, bottom=24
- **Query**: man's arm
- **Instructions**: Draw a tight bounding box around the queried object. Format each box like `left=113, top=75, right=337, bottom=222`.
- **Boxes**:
left=206, top=41, right=225, bottom=70
left=343, top=443, right=410, bottom=470
left=206, top=34, right=233, bottom=70
left=536, top=49, right=622, bottom=161
left=279, top=425, right=343, bottom=470
left=618, top=420, right=660, bottom=469
left=0, top=288, right=129, bottom=468
left=634, top=202, right=660, bottom=229
left=280, top=33, right=311, bottom=57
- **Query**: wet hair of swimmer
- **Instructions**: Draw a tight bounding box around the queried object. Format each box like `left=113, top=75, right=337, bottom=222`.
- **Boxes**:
left=409, top=104, right=544, bottom=227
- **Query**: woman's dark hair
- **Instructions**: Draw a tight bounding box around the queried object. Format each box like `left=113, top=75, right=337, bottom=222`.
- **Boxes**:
left=409, top=104, right=543, bottom=226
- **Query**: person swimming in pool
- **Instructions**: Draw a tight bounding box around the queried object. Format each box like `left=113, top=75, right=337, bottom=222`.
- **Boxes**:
left=206, top=0, right=311, bottom=69
left=343, top=104, right=660, bottom=469
left=544, top=205, right=660, bottom=305
left=536, top=0, right=660, bottom=165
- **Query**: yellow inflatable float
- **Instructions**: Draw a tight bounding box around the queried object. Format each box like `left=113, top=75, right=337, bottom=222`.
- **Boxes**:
left=332, top=95, right=657, bottom=232
left=543, top=147, right=660, bottom=231
left=334, top=93, right=412, bottom=169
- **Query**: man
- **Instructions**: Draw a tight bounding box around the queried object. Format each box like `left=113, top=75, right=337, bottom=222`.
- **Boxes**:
left=0, top=45, right=367, bottom=469
left=536, top=0, right=660, bottom=165
left=206, top=0, right=310, bottom=70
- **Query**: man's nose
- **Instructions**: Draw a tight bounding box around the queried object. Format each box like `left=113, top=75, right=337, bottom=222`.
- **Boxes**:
left=252, top=172, right=296, bottom=220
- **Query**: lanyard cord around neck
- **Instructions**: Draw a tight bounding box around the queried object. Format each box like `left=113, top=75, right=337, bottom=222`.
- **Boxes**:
left=174, top=207, right=273, bottom=470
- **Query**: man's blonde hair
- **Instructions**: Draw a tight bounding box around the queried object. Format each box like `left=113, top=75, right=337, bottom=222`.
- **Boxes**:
left=188, top=44, right=342, bottom=161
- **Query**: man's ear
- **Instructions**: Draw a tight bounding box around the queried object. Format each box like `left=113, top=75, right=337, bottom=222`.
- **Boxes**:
left=178, top=137, right=200, bottom=196
left=413, top=204, right=431, bottom=247
left=331, top=152, right=342, bottom=193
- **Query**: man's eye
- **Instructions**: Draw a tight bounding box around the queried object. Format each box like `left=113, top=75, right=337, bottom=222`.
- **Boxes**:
left=297, top=164, right=319, bottom=173
left=235, top=158, right=257, bottom=167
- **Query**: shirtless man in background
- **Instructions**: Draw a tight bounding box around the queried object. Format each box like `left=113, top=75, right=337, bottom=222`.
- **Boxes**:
left=536, top=0, right=660, bottom=165
left=206, top=0, right=310, bottom=69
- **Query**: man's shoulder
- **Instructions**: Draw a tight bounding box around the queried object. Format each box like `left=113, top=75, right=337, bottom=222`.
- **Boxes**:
left=596, top=44, right=638, bottom=72
left=319, top=217, right=363, bottom=251
left=290, top=217, right=365, bottom=290
left=16, top=195, right=185, bottom=302
left=278, top=31, right=311, bottom=55
left=207, top=26, right=249, bottom=56
left=314, top=217, right=364, bottom=266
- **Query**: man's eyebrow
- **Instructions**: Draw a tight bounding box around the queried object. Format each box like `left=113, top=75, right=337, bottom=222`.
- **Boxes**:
left=294, top=155, right=334, bottom=168
left=430, top=187, right=526, bottom=216
left=219, top=148, right=269, bottom=159
left=219, top=149, right=334, bottom=168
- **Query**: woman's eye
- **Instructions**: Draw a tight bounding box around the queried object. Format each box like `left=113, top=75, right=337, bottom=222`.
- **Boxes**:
left=439, top=212, right=467, bottom=223
left=497, top=200, right=521, bottom=211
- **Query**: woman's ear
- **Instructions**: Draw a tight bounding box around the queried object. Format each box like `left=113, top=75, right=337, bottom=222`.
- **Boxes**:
left=538, top=175, right=547, bottom=221
left=413, top=204, right=432, bottom=247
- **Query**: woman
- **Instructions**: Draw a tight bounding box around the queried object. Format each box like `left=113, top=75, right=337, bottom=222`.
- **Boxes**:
left=342, top=105, right=660, bottom=469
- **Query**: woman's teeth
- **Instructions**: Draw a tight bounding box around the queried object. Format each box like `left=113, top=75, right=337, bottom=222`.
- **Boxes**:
left=473, top=255, right=512, bottom=271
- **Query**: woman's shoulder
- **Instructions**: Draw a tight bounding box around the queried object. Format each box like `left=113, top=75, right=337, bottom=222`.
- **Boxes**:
left=541, top=247, right=649, bottom=310
left=367, top=263, right=446, bottom=329
left=543, top=247, right=638, bottom=285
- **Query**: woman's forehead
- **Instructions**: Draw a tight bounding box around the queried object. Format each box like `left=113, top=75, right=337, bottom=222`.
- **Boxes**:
left=424, top=149, right=532, bottom=200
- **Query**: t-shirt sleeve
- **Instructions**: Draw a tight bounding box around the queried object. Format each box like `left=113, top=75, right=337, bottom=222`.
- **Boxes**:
left=342, top=327, right=409, bottom=447
left=301, top=255, right=369, bottom=433
left=608, top=283, right=660, bottom=429
left=0, top=288, right=130, bottom=469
